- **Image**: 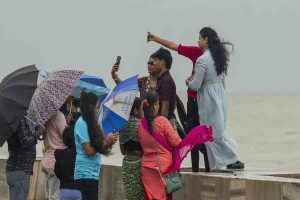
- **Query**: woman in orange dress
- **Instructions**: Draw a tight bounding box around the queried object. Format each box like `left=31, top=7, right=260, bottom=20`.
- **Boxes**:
left=138, top=91, right=181, bottom=200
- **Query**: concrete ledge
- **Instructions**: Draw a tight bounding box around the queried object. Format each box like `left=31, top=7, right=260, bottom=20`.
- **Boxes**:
left=1, top=159, right=300, bottom=200
left=0, top=159, right=46, bottom=200
left=173, top=172, right=300, bottom=200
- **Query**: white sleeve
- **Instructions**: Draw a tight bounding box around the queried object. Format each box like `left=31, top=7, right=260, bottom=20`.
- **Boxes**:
left=188, top=57, right=207, bottom=91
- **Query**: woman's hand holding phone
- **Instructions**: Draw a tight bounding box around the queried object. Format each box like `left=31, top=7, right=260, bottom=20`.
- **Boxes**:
left=106, top=133, right=119, bottom=144
left=111, top=56, right=121, bottom=82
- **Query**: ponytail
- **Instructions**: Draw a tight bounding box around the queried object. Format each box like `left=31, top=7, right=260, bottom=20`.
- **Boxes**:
left=142, top=91, right=159, bottom=134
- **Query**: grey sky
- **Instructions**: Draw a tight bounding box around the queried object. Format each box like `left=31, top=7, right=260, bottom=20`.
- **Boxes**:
left=0, top=0, right=299, bottom=94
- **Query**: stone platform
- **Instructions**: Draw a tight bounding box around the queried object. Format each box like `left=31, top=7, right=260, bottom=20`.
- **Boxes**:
left=1, top=159, right=300, bottom=200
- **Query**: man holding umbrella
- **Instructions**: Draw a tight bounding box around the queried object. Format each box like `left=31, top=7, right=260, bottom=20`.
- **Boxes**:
left=0, top=65, right=40, bottom=200
left=6, top=118, right=45, bottom=200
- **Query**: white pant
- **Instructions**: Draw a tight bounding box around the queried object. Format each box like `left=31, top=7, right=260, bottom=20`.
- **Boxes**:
left=42, top=167, right=60, bottom=200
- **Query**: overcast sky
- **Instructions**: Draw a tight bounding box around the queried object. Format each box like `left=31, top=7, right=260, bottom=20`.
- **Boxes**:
left=0, top=0, right=299, bottom=94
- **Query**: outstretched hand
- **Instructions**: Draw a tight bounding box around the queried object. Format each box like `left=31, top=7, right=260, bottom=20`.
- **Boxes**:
left=147, top=32, right=155, bottom=42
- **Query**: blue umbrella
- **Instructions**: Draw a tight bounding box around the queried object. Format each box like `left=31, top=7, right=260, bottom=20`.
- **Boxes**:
left=80, top=74, right=109, bottom=102
left=71, top=74, right=110, bottom=98
left=80, top=74, right=107, bottom=88
left=98, top=75, right=139, bottom=135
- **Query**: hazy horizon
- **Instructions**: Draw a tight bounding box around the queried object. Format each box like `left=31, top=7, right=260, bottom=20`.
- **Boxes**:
left=1, top=0, right=299, bottom=94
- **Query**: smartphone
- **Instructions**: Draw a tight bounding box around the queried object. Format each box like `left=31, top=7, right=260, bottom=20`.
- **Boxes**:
left=116, top=56, right=121, bottom=65
left=147, top=32, right=151, bottom=42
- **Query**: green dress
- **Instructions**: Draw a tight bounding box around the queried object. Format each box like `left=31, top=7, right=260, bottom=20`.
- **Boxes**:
left=119, top=116, right=144, bottom=200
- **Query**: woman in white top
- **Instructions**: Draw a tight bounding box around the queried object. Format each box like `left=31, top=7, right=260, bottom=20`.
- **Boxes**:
left=186, top=27, right=244, bottom=171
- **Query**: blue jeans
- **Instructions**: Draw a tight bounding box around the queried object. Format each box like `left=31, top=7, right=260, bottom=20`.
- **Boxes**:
left=60, top=189, right=82, bottom=200
left=6, top=171, right=31, bottom=200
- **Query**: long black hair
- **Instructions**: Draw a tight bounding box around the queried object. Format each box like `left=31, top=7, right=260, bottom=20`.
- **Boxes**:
left=200, top=27, right=233, bottom=75
left=62, top=125, right=75, bottom=148
left=142, top=91, right=158, bottom=134
left=80, top=91, right=112, bottom=155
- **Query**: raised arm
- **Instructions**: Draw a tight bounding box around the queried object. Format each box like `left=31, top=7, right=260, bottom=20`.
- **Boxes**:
left=111, top=63, right=122, bottom=84
left=147, top=32, right=179, bottom=51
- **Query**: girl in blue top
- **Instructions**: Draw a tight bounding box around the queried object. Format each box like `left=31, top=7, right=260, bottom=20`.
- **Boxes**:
left=74, top=91, right=119, bottom=200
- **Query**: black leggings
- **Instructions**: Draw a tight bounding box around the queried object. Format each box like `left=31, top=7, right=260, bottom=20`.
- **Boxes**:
left=76, top=179, right=98, bottom=200
left=187, top=96, right=210, bottom=172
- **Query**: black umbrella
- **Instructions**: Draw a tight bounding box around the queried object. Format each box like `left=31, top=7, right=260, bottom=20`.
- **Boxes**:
left=0, top=65, right=39, bottom=146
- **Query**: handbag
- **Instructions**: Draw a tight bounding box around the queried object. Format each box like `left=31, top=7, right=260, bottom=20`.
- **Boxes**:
left=163, top=171, right=183, bottom=194
left=156, top=141, right=183, bottom=194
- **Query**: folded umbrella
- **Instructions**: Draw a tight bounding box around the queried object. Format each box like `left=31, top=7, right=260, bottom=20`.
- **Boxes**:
left=0, top=65, right=39, bottom=146
left=27, top=69, right=83, bottom=126
left=98, top=75, right=139, bottom=135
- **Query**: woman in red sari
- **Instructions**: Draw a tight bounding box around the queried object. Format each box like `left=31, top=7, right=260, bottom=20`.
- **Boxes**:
left=138, top=91, right=181, bottom=200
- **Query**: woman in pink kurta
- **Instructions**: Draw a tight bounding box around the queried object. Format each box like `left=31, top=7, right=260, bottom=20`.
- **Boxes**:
left=138, top=91, right=181, bottom=200
left=41, top=110, right=68, bottom=200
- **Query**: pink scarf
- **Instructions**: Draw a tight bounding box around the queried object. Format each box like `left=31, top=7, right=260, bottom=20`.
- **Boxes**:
left=141, top=117, right=214, bottom=172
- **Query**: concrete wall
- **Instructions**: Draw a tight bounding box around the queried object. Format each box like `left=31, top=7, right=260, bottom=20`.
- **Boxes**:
left=1, top=159, right=300, bottom=200
left=0, top=159, right=46, bottom=200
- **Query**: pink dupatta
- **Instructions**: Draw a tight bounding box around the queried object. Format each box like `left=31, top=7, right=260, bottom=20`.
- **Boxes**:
left=141, top=117, right=214, bottom=172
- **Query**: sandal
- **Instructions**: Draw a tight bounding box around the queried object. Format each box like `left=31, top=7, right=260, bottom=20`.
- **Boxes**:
left=227, top=161, right=245, bottom=169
